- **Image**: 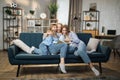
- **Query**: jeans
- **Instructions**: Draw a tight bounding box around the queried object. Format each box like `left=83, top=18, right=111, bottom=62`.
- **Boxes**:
left=34, top=43, right=48, bottom=55
left=48, top=43, right=68, bottom=58
left=75, top=41, right=91, bottom=63
left=69, top=41, right=91, bottom=63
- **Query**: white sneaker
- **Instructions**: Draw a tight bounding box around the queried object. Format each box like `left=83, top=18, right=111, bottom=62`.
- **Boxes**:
left=29, top=46, right=35, bottom=54
left=59, top=63, right=67, bottom=74
left=91, top=67, right=100, bottom=76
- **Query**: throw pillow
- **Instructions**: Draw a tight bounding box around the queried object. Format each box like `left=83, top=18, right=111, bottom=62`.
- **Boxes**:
left=86, top=38, right=100, bottom=53
left=12, top=39, right=32, bottom=54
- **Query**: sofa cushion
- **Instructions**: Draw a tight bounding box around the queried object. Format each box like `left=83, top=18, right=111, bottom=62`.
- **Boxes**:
left=20, top=33, right=43, bottom=48
left=15, top=51, right=106, bottom=60
left=76, top=33, right=92, bottom=45
left=87, top=38, right=100, bottom=53
left=15, top=51, right=60, bottom=60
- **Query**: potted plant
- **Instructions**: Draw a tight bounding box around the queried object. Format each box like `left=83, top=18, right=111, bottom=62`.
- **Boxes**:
left=86, top=23, right=91, bottom=30
left=48, top=3, right=58, bottom=19
left=5, top=9, right=12, bottom=18
left=29, top=10, right=35, bottom=15
left=29, top=10, right=35, bottom=18
left=89, top=13, right=95, bottom=20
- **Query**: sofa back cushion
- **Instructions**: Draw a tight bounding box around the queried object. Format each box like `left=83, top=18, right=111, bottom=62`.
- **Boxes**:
left=19, top=33, right=92, bottom=48
left=20, top=33, right=43, bottom=48
left=76, top=33, right=92, bottom=45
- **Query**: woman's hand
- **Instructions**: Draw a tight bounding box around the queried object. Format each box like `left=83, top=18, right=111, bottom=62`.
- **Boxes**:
left=46, top=30, right=53, bottom=35
left=64, top=38, right=71, bottom=44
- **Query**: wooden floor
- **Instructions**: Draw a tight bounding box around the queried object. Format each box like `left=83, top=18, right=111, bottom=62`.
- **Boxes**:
left=0, top=51, right=120, bottom=80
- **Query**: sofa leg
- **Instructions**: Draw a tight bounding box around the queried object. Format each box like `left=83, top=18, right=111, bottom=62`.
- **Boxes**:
left=99, top=62, right=102, bottom=74
left=56, top=64, right=59, bottom=72
left=16, top=65, right=21, bottom=77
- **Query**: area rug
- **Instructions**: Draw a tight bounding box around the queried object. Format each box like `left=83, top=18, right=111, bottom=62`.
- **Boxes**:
left=11, top=76, right=119, bottom=80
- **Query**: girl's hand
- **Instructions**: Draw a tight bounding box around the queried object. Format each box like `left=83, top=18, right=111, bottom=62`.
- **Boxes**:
left=64, top=38, right=71, bottom=44
left=46, top=30, right=53, bottom=36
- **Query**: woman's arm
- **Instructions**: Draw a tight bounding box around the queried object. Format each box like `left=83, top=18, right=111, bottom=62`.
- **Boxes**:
left=59, top=35, right=65, bottom=42
left=69, top=31, right=80, bottom=43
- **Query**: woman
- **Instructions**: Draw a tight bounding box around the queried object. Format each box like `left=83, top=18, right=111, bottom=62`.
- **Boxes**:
left=34, top=24, right=68, bottom=73
left=59, top=25, right=100, bottom=76
left=56, top=23, right=63, bottom=37
left=48, top=24, right=68, bottom=73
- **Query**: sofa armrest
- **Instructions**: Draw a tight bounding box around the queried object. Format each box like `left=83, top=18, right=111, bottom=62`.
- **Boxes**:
left=98, top=45, right=111, bottom=61
left=7, top=45, right=21, bottom=64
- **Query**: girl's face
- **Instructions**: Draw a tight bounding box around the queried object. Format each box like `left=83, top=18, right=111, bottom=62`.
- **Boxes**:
left=62, top=27, right=68, bottom=35
left=57, top=24, right=62, bottom=32
left=51, top=25, right=57, bottom=32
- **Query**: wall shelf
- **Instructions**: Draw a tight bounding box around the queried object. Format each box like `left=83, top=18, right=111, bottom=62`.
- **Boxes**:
left=3, top=6, right=23, bottom=50
left=82, top=10, right=100, bottom=37
left=27, top=18, right=57, bottom=33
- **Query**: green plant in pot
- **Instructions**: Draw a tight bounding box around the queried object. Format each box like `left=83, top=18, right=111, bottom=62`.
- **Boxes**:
left=86, top=23, right=91, bottom=30
left=48, top=3, right=58, bottom=19
left=5, top=9, right=12, bottom=16
left=29, top=10, right=35, bottom=15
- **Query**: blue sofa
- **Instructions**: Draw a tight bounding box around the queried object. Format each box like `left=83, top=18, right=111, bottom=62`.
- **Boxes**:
left=8, top=33, right=111, bottom=77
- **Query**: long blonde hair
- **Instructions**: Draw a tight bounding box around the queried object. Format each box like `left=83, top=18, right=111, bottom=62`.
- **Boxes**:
left=57, top=23, right=63, bottom=33
left=49, top=24, right=57, bottom=37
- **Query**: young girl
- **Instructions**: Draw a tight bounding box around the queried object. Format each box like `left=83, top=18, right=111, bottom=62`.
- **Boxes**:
left=56, top=23, right=63, bottom=37
left=59, top=25, right=100, bottom=76
left=45, top=24, right=68, bottom=73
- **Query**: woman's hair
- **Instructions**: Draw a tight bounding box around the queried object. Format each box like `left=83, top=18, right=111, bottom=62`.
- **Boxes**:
left=49, top=24, right=57, bottom=31
left=62, top=25, right=70, bottom=34
left=57, top=23, right=63, bottom=32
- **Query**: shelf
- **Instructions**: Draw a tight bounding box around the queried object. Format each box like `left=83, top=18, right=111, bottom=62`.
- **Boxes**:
left=83, top=20, right=99, bottom=22
left=82, top=10, right=100, bottom=37
left=4, top=6, right=22, bottom=10
left=27, top=18, right=57, bottom=20
left=83, top=10, right=99, bottom=12
left=3, top=6, right=23, bottom=49
left=27, top=18, right=57, bottom=33
left=83, top=30, right=99, bottom=37
left=7, top=26, right=21, bottom=28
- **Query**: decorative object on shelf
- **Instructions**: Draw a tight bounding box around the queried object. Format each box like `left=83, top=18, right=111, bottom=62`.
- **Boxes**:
left=86, top=23, right=91, bottom=30
left=101, top=26, right=105, bottom=35
left=29, top=10, right=35, bottom=18
left=40, top=13, right=47, bottom=19
left=5, top=8, right=12, bottom=15
left=89, top=3, right=97, bottom=11
left=29, top=10, right=35, bottom=15
left=11, top=2, right=17, bottom=8
left=84, top=14, right=90, bottom=20
left=48, top=3, right=58, bottom=19
left=89, top=13, right=96, bottom=20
